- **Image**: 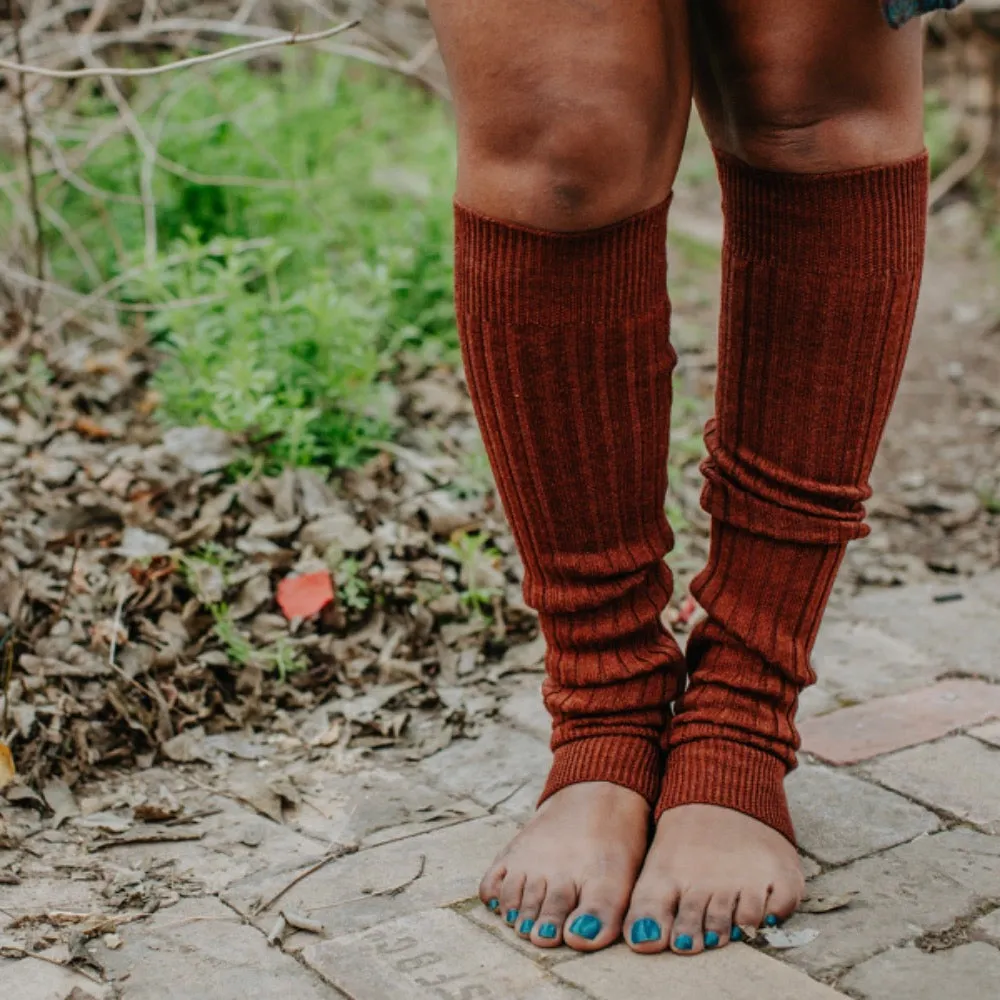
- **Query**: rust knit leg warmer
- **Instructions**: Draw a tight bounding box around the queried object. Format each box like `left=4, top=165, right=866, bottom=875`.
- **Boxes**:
left=454, top=199, right=685, bottom=807
left=658, top=152, right=929, bottom=842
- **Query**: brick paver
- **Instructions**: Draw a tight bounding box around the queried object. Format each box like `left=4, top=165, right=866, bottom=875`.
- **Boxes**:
left=499, top=674, right=551, bottom=742
left=787, top=763, right=939, bottom=864
left=284, top=764, right=487, bottom=847
left=839, top=573, right=1000, bottom=680
left=94, top=897, right=333, bottom=999
left=799, top=679, right=1000, bottom=764
left=839, top=942, right=1000, bottom=1000
left=8, top=575, right=1000, bottom=999
left=781, top=829, right=1000, bottom=976
left=970, top=907, right=1000, bottom=946
left=223, top=814, right=517, bottom=947
left=969, top=719, right=1000, bottom=748
left=810, top=620, right=939, bottom=704
left=301, top=909, right=586, bottom=999
left=0, top=959, right=113, bottom=1000
left=415, top=724, right=552, bottom=810
left=462, top=900, right=580, bottom=964
left=863, top=735, right=1000, bottom=832
left=556, top=941, right=845, bottom=999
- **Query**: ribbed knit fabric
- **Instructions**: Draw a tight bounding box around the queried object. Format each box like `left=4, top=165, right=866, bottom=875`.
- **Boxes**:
left=454, top=199, right=685, bottom=807
left=658, top=151, right=929, bottom=842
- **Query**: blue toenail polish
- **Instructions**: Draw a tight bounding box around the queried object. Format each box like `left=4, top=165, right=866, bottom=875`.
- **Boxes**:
left=730, top=927, right=743, bottom=942
left=506, top=909, right=519, bottom=925
left=487, top=898, right=499, bottom=912
left=705, top=931, right=720, bottom=948
left=675, top=934, right=694, bottom=951
left=630, top=918, right=662, bottom=945
left=538, top=923, right=558, bottom=940
left=569, top=914, right=602, bottom=940
left=519, top=918, right=535, bottom=935
left=765, top=914, right=780, bottom=928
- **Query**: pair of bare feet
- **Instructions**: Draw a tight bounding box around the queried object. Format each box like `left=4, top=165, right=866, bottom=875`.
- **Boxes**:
left=479, top=782, right=805, bottom=955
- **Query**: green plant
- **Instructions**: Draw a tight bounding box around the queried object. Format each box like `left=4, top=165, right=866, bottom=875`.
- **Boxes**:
left=209, top=602, right=305, bottom=681
left=3, top=55, right=459, bottom=469
left=924, top=89, right=959, bottom=179
left=449, top=531, right=504, bottom=615
left=335, top=557, right=371, bottom=611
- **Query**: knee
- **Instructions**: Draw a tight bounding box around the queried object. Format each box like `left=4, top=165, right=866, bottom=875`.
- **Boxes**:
left=709, top=63, right=924, bottom=173
left=728, top=94, right=917, bottom=173
left=457, top=91, right=677, bottom=231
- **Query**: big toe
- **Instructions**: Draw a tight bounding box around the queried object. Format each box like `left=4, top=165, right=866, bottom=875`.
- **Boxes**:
left=563, top=880, right=630, bottom=952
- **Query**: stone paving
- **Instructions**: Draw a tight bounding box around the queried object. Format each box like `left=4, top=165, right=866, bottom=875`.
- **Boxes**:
left=2, top=572, right=999, bottom=999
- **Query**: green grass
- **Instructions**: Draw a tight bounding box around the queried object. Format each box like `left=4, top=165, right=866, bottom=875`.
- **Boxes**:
left=9, top=53, right=458, bottom=468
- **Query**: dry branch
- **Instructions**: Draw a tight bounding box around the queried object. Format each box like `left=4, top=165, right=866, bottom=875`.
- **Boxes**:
left=0, top=19, right=359, bottom=79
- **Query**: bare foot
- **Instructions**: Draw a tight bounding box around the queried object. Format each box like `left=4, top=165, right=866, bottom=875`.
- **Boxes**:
left=479, top=782, right=650, bottom=951
left=623, top=804, right=805, bottom=955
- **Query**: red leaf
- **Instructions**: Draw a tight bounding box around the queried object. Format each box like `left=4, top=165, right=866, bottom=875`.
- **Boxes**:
left=277, top=571, right=335, bottom=620
left=677, top=594, right=699, bottom=625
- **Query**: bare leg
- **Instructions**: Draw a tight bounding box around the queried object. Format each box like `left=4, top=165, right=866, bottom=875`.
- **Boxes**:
left=625, top=0, right=925, bottom=955
left=427, top=0, right=692, bottom=952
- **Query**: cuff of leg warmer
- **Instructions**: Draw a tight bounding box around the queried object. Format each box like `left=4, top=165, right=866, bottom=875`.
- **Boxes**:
left=540, top=735, right=663, bottom=808
left=656, top=739, right=795, bottom=845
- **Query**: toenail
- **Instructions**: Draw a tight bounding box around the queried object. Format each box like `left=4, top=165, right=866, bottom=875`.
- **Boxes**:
left=704, top=931, right=720, bottom=948
left=765, top=914, right=780, bottom=928
left=538, top=923, right=558, bottom=940
left=519, top=918, right=535, bottom=935
left=730, top=927, right=743, bottom=942
left=487, top=898, right=499, bottom=912
left=630, top=918, right=662, bottom=945
left=569, top=914, right=602, bottom=940
left=674, top=934, right=694, bottom=951
left=506, top=909, right=519, bottom=925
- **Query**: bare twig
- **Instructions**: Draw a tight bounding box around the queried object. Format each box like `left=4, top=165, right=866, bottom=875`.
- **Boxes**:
left=305, top=855, right=427, bottom=914
left=0, top=944, right=104, bottom=984
left=10, top=1, right=46, bottom=323
left=254, top=842, right=360, bottom=916
left=38, top=236, right=275, bottom=339
left=0, top=20, right=360, bottom=80
left=82, top=51, right=160, bottom=264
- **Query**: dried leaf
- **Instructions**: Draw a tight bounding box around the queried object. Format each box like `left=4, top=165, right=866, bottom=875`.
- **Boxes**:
left=160, top=727, right=211, bottom=764
left=42, top=778, right=79, bottom=828
left=0, top=743, right=15, bottom=791
left=73, top=416, right=116, bottom=440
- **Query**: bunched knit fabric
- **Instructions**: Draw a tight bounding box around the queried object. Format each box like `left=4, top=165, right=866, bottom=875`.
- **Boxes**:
left=454, top=199, right=685, bottom=807
left=658, top=151, right=929, bottom=842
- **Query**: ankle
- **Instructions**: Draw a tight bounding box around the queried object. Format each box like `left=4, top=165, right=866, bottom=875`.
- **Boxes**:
left=658, top=739, right=795, bottom=845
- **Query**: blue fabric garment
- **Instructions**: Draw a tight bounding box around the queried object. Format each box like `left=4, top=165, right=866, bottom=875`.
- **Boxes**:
left=883, top=0, right=964, bottom=28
